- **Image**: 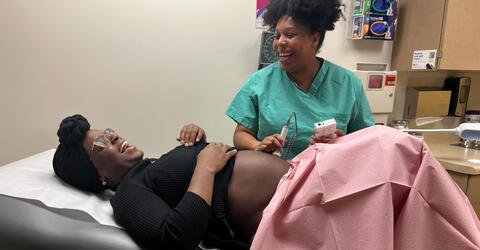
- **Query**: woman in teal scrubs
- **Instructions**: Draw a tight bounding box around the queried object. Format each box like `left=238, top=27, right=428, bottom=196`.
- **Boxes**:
left=226, top=0, right=374, bottom=159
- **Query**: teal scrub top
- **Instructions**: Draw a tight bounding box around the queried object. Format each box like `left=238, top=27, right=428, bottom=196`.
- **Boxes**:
left=226, top=59, right=374, bottom=160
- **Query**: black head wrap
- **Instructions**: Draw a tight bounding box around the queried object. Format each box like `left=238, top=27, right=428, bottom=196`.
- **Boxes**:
left=52, top=114, right=108, bottom=192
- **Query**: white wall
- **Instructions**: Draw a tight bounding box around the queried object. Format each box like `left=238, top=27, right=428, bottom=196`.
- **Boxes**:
left=0, top=0, right=392, bottom=165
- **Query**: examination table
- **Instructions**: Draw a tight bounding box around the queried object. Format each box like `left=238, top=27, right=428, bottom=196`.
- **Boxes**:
left=0, top=149, right=142, bottom=250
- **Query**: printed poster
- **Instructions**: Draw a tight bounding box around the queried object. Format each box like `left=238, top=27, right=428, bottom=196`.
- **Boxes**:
left=256, top=0, right=269, bottom=28
left=412, top=49, right=437, bottom=70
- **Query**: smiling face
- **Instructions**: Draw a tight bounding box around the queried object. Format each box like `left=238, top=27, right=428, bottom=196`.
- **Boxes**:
left=82, top=129, right=144, bottom=186
left=273, top=16, right=320, bottom=75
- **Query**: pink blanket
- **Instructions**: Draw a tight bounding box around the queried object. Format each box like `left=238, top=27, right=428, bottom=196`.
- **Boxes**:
left=251, top=125, right=480, bottom=249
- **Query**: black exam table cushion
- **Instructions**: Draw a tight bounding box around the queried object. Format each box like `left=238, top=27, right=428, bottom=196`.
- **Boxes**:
left=0, top=194, right=142, bottom=250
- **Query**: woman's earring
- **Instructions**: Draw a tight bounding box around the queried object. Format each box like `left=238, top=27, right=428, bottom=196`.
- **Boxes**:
left=101, top=177, right=107, bottom=186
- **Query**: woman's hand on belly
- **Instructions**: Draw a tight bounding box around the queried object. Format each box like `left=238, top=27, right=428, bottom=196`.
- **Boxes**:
left=189, top=143, right=237, bottom=205
left=197, top=142, right=237, bottom=174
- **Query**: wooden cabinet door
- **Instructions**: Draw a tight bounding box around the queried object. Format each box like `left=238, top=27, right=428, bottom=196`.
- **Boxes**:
left=391, top=0, right=446, bottom=71
left=438, top=0, right=480, bottom=70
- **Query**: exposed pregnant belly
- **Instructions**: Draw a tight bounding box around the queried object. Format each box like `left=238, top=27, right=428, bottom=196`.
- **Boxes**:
left=226, top=150, right=290, bottom=240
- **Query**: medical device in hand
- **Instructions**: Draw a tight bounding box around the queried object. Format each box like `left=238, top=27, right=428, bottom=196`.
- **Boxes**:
left=314, top=118, right=337, bottom=138
left=401, top=123, right=480, bottom=140
left=272, top=125, right=289, bottom=157
left=273, top=112, right=297, bottom=158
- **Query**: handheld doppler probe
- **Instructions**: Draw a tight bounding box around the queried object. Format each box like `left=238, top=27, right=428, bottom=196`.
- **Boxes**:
left=273, top=112, right=295, bottom=157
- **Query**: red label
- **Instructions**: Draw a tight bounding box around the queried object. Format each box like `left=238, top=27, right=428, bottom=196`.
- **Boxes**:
left=385, top=75, right=396, bottom=86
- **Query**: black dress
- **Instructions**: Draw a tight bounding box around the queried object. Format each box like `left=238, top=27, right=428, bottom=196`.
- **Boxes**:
left=110, top=143, right=249, bottom=250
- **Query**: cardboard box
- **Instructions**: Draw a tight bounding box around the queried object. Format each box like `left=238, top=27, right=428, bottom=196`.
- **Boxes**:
left=404, top=88, right=451, bottom=118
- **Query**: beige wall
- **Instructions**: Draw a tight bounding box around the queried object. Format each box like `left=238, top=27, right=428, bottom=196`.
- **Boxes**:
left=0, top=0, right=393, bottom=165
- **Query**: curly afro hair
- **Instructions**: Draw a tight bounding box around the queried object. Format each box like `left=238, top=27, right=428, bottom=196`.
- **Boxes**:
left=262, top=0, right=344, bottom=50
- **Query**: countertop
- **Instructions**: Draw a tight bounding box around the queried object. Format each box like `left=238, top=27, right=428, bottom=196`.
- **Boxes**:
left=422, top=132, right=480, bottom=175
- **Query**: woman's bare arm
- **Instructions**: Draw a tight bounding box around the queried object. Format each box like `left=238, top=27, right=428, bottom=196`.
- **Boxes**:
left=234, top=124, right=284, bottom=153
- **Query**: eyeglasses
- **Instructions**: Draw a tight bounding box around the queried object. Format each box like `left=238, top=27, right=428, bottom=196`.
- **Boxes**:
left=91, top=128, right=116, bottom=154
